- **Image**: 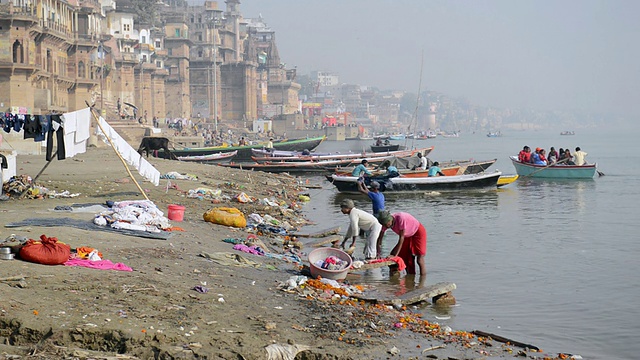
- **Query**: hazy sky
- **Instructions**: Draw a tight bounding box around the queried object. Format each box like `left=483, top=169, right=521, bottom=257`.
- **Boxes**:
left=238, top=0, right=640, bottom=118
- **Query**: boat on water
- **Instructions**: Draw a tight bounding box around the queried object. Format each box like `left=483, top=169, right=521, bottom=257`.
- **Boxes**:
left=560, top=131, right=575, bottom=135
left=370, top=144, right=401, bottom=152
left=177, top=150, right=237, bottom=164
left=332, top=158, right=496, bottom=177
left=329, top=172, right=503, bottom=194
left=252, top=147, right=433, bottom=164
left=157, top=136, right=325, bottom=162
left=497, top=174, right=519, bottom=187
left=486, top=131, right=502, bottom=138
left=218, top=158, right=354, bottom=173
left=389, top=134, right=405, bottom=141
left=509, top=156, right=597, bottom=179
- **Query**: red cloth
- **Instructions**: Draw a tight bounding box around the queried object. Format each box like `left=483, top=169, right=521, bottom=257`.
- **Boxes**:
left=19, top=235, right=70, bottom=265
left=365, top=256, right=407, bottom=272
left=397, top=223, right=427, bottom=275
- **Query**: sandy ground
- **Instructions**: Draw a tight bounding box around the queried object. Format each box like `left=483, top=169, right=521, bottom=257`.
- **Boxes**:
left=0, top=146, right=560, bottom=359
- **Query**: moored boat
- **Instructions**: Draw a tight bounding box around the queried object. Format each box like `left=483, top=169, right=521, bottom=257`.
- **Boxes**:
left=329, top=172, right=503, bottom=194
left=370, top=144, right=401, bottom=152
left=560, top=131, right=575, bottom=135
left=177, top=150, right=237, bottom=164
left=157, top=136, right=326, bottom=162
left=509, top=156, right=596, bottom=179
left=252, top=147, right=434, bottom=164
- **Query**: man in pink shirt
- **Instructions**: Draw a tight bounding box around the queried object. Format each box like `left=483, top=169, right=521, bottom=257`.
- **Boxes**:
left=376, top=211, right=427, bottom=275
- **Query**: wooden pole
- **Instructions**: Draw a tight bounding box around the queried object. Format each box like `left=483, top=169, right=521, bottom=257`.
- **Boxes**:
left=86, top=102, right=150, bottom=201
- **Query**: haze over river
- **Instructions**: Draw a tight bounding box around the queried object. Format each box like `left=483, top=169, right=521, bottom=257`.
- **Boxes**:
left=299, top=128, right=639, bottom=359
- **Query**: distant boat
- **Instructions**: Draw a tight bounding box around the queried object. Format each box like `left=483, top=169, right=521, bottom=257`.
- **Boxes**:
left=560, top=131, right=575, bottom=135
left=389, top=134, right=405, bottom=140
left=486, top=131, right=502, bottom=138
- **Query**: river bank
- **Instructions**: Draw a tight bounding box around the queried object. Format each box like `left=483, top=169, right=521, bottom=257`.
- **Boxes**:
left=0, top=146, right=561, bottom=359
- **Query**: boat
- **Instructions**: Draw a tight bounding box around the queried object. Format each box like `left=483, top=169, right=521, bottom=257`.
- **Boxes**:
left=252, top=147, right=433, bottom=164
left=389, top=134, right=405, bottom=141
left=497, top=174, right=519, bottom=187
left=332, top=158, right=495, bottom=177
left=219, top=159, right=354, bottom=173
left=486, top=131, right=502, bottom=137
left=177, top=150, right=237, bottom=164
left=560, top=131, right=575, bottom=135
left=509, top=156, right=597, bottom=179
left=156, top=136, right=325, bottom=162
left=370, top=143, right=401, bottom=152
left=328, top=172, right=503, bottom=194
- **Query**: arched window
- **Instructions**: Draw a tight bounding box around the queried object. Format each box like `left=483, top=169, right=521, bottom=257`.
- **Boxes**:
left=12, top=40, right=24, bottom=63
left=78, top=61, right=85, bottom=78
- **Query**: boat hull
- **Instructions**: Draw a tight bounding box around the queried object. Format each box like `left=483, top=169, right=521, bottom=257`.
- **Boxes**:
left=157, top=136, right=325, bottom=162
left=329, top=172, right=502, bottom=194
left=177, top=150, right=237, bottom=164
left=509, top=156, right=596, bottom=179
left=371, top=144, right=400, bottom=152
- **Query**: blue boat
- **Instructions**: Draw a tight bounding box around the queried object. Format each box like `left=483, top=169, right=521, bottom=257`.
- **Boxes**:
left=389, top=134, right=406, bottom=140
left=509, top=156, right=597, bottom=179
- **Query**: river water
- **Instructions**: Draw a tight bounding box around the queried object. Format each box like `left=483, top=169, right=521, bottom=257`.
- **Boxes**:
left=298, top=128, right=639, bottom=359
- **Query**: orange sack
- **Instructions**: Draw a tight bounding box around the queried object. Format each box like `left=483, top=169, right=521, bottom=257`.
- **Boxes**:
left=19, top=235, right=71, bottom=265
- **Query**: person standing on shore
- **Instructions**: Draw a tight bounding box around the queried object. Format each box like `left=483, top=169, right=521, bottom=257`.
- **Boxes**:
left=376, top=210, right=427, bottom=275
left=357, top=180, right=385, bottom=215
left=335, top=199, right=382, bottom=259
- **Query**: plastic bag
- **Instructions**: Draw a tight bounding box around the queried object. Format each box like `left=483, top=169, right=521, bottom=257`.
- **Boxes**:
left=203, top=207, right=247, bottom=228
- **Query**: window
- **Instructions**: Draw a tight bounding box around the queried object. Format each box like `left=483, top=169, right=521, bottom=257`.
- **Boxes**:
left=155, top=41, right=161, bottom=48
left=78, top=61, right=85, bottom=77
left=175, top=29, right=180, bottom=37
left=156, top=61, right=161, bottom=68
left=124, top=24, right=130, bottom=32
left=141, top=36, right=146, bottom=43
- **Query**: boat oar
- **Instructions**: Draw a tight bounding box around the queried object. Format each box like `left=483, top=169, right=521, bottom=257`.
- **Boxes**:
left=522, top=157, right=569, bottom=178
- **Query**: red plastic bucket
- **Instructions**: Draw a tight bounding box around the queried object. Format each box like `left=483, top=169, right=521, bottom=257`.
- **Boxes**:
left=167, top=204, right=186, bottom=221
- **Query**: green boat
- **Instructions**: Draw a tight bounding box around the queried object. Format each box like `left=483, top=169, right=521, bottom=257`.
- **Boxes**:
left=157, top=136, right=326, bottom=162
left=509, top=156, right=597, bottom=179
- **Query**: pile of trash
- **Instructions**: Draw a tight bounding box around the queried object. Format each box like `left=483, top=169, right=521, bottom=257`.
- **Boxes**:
left=279, top=275, right=365, bottom=300
left=2, top=175, right=80, bottom=199
left=94, top=200, right=172, bottom=233
left=314, top=255, right=350, bottom=271
left=160, top=171, right=198, bottom=181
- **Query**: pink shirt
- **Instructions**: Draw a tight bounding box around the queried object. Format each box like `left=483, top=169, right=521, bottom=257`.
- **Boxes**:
left=384, top=212, right=420, bottom=237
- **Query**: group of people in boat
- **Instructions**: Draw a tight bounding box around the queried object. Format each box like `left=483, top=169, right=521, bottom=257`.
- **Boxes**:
left=518, top=146, right=589, bottom=166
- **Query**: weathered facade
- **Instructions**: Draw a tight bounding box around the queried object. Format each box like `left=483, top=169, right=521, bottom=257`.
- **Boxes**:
left=0, top=0, right=299, bottom=129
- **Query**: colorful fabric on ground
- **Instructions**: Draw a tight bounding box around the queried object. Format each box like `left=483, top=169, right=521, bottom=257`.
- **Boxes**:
left=64, top=258, right=133, bottom=271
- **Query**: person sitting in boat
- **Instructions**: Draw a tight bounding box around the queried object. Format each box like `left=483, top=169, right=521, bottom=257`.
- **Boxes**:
left=428, top=162, right=445, bottom=177
left=518, top=146, right=531, bottom=163
left=386, top=165, right=400, bottom=178
left=548, top=147, right=559, bottom=163
left=536, top=149, right=548, bottom=166
left=352, top=159, right=372, bottom=177
left=384, top=139, right=390, bottom=145
left=266, top=138, right=274, bottom=151
left=375, top=138, right=383, bottom=146
left=573, top=147, right=588, bottom=166
left=562, top=148, right=575, bottom=165
left=238, top=137, right=247, bottom=146
left=412, top=152, right=429, bottom=171
left=530, top=148, right=542, bottom=164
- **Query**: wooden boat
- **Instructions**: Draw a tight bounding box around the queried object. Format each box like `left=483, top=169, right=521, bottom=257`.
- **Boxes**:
left=332, top=158, right=496, bottom=177
left=156, top=136, right=325, bottom=162
left=333, top=165, right=461, bottom=178
left=252, top=147, right=434, bottom=164
left=389, top=134, right=405, bottom=140
left=329, top=172, right=503, bottom=194
left=370, top=144, right=401, bottom=152
left=177, top=150, right=237, bottom=164
left=509, top=156, right=597, bottom=179
left=497, top=174, right=518, bottom=187
left=486, top=131, right=502, bottom=137
left=219, top=159, right=351, bottom=173
left=560, top=131, right=575, bottom=135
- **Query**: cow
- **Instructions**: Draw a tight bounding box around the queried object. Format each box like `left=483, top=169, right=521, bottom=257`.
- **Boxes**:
left=137, top=137, right=174, bottom=159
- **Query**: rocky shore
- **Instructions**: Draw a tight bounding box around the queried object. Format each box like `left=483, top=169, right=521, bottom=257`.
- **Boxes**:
left=0, top=147, right=565, bottom=359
